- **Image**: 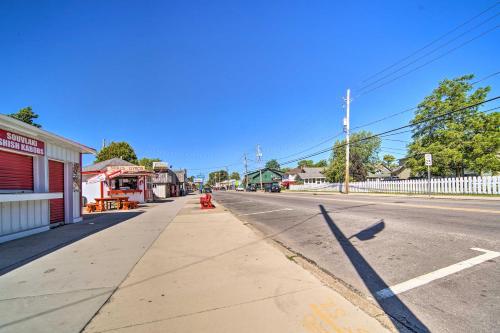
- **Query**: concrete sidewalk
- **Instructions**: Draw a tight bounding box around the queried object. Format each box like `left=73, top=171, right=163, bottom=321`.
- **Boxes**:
left=84, top=196, right=390, bottom=333
left=0, top=197, right=188, bottom=333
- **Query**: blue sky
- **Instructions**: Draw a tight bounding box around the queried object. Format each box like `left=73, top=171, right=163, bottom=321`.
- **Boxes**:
left=1, top=0, right=498, bottom=178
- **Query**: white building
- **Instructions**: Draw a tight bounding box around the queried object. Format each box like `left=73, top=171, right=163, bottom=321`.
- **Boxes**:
left=284, top=167, right=327, bottom=185
left=0, top=115, right=96, bottom=243
left=82, top=158, right=154, bottom=204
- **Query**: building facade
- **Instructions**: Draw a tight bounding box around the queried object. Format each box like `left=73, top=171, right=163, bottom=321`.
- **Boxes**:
left=244, top=168, right=283, bottom=189
left=0, top=115, right=95, bottom=243
left=82, top=158, right=154, bottom=204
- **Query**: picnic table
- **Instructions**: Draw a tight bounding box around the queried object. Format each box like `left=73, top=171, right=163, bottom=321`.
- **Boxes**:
left=94, top=196, right=129, bottom=211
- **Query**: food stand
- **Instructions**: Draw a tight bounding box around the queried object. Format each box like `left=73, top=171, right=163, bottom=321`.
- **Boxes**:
left=82, top=160, right=154, bottom=205
left=0, top=114, right=96, bottom=243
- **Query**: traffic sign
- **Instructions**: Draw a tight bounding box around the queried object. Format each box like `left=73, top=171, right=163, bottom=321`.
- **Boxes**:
left=425, top=154, right=432, bottom=166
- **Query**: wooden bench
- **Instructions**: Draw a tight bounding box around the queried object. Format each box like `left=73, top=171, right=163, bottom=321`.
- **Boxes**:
left=86, top=203, right=97, bottom=213
left=121, top=201, right=139, bottom=210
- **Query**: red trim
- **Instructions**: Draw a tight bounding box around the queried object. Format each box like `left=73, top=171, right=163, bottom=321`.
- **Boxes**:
left=79, top=153, right=82, bottom=217
left=82, top=171, right=101, bottom=175
left=100, top=181, right=104, bottom=198
left=108, top=189, right=142, bottom=195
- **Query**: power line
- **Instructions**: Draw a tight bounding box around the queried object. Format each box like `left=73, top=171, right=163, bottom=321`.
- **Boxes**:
left=357, top=13, right=500, bottom=94
left=360, top=3, right=498, bottom=84
left=356, top=25, right=499, bottom=97
left=245, top=96, right=499, bottom=172
left=471, top=70, right=500, bottom=84
left=351, top=70, right=500, bottom=131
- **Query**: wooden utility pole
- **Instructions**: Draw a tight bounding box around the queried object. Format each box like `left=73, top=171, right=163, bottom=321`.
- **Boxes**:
left=344, top=89, right=351, bottom=194
left=256, top=145, right=263, bottom=191
left=244, top=154, right=249, bottom=189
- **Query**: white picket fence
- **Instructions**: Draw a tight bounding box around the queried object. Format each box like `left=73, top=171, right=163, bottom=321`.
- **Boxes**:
left=289, top=176, right=500, bottom=195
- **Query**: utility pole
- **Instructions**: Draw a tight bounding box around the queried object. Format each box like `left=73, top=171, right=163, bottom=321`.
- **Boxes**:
left=344, top=89, right=351, bottom=194
left=244, top=154, right=249, bottom=189
left=256, top=145, right=263, bottom=191
left=225, top=166, right=229, bottom=190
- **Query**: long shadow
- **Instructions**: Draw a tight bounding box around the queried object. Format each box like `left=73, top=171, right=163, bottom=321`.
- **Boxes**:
left=319, top=204, right=429, bottom=333
left=0, top=210, right=144, bottom=276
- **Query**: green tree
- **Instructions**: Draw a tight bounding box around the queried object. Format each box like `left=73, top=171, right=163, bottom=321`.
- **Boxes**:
left=314, top=160, right=328, bottom=167
left=405, top=74, right=496, bottom=176
left=230, top=172, right=241, bottom=180
left=281, top=167, right=291, bottom=173
left=382, top=154, right=398, bottom=178
left=207, top=170, right=228, bottom=185
left=187, top=176, right=194, bottom=182
left=265, top=159, right=280, bottom=170
left=138, top=157, right=161, bottom=170
left=95, top=142, right=138, bottom=164
left=9, top=107, right=41, bottom=128
left=298, top=160, right=314, bottom=167
left=324, top=131, right=381, bottom=182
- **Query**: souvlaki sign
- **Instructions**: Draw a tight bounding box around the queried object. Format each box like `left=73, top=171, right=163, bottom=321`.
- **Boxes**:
left=0, top=129, right=45, bottom=155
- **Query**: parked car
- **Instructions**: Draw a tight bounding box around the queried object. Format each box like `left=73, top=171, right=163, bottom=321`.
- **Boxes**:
left=236, top=186, right=245, bottom=191
left=203, top=187, right=212, bottom=193
left=246, top=185, right=256, bottom=192
left=270, top=184, right=281, bottom=193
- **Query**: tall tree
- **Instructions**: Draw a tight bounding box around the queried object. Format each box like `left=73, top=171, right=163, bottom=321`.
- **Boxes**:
left=138, top=157, right=161, bottom=170
left=298, top=160, right=314, bottom=167
left=324, top=131, right=381, bottom=182
left=382, top=154, right=398, bottom=178
left=265, top=159, right=280, bottom=170
left=95, top=141, right=138, bottom=164
left=9, top=107, right=41, bottom=128
left=314, top=160, right=328, bottom=167
left=405, top=74, right=496, bottom=176
left=207, top=170, right=228, bottom=185
left=230, top=172, right=241, bottom=180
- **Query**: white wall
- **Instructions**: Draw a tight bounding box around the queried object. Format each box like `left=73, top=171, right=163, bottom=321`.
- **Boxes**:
left=82, top=182, right=101, bottom=204
left=0, top=199, right=50, bottom=243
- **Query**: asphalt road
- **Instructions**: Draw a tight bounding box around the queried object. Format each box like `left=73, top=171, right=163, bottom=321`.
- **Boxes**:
left=213, top=191, right=500, bottom=333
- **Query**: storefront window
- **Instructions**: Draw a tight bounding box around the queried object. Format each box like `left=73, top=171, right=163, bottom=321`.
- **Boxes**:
left=112, top=177, right=138, bottom=190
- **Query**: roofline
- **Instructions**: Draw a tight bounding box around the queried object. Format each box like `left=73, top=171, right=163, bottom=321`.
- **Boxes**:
left=0, top=114, right=96, bottom=154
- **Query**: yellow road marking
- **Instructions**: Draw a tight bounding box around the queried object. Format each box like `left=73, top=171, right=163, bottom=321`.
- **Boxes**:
left=281, top=195, right=500, bottom=214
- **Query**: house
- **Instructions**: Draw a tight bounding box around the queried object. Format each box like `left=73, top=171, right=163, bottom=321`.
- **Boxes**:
left=151, top=162, right=179, bottom=198
left=174, top=169, right=188, bottom=196
left=0, top=114, right=95, bottom=243
left=367, top=163, right=411, bottom=180
left=283, top=167, right=327, bottom=185
left=300, top=167, right=327, bottom=184
left=244, top=168, right=283, bottom=189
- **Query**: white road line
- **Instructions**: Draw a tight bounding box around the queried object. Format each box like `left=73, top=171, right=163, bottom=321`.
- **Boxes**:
left=376, top=248, right=500, bottom=300
left=239, top=208, right=293, bottom=216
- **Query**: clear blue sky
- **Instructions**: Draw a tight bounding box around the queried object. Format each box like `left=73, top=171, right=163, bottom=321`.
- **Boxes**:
left=1, top=0, right=498, bottom=178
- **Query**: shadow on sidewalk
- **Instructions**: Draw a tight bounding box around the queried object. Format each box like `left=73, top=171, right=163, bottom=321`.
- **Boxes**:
left=0, top=210, right=144, bottom=276
left=319, top=204, right=429, bottom=333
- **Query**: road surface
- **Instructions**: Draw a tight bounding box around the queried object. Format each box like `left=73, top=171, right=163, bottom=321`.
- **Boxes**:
left=213, top=191, right=500, bottom=333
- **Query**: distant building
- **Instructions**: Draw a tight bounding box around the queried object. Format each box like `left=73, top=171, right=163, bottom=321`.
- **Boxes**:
left=244, top=168, right=283, bottom=189
left=367, top=163, right=411, bottom=181
left=82, top=158, right=154, bottom=203
left=174, top=169, right=187, bottom=196
left=283, top=167, right=327, bottom=185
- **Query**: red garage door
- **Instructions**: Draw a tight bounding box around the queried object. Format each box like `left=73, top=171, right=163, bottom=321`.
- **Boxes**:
left=0, top=150, right=34, bottom=191
left=49, top=160, right=65, bottom=223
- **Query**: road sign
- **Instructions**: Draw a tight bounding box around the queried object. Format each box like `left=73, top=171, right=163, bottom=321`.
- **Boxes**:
left=425, top=154, right=432, bottom=166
